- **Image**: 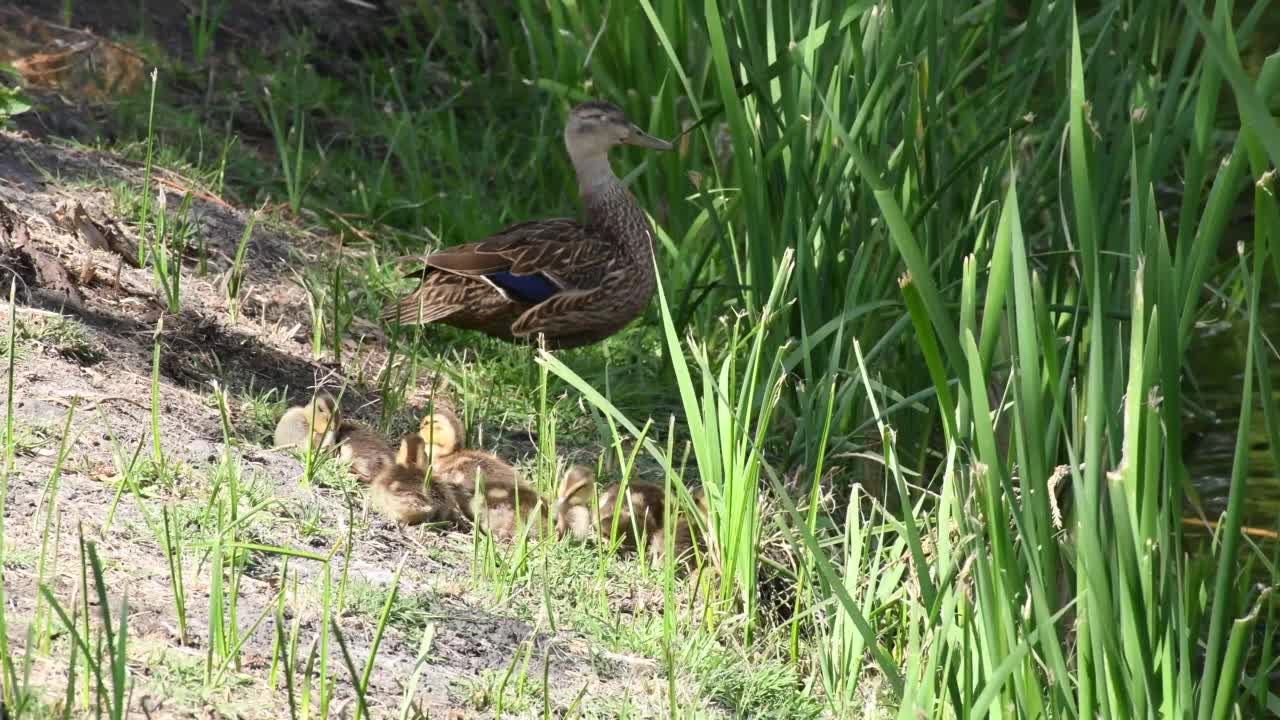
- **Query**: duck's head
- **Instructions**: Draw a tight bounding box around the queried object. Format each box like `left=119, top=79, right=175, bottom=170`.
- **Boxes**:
left=305, top=394, right=337, bottom=434
left=418, top=408, right=463, bottom=457
left=556, top=465, right=596, bottom=503
left=564, top=101, right=673, bottom=159
left=396, top=433, right=428, bottom=468
left=690, top=486, right=709, bottom=517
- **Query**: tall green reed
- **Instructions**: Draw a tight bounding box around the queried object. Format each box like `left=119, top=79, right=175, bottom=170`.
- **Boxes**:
left=225, top=210, right=257, bottom=322
left=518, top=0, right=1280, bottom=715
left=188, top=0, right=229, bottom=65
left=41, top=537, right=131, bottom=720
left=0, top=282, right=18, bottom=703
left=257, top=49, right=311, bottom=214
left=148, top=187, right=195, bottom=312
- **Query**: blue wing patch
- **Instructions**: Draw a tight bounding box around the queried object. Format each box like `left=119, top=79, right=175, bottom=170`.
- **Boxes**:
left=485, top=271, right=559, bottom=304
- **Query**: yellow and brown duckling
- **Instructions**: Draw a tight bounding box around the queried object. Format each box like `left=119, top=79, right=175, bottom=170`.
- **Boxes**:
left=627, top=483, right=706, bottom=569
left=273, top=393, right=395, bottom=483
left=650, top=485, right=708, bottom=569
left=554, top=464, right=600, bottom=542
left=418, top=408, right=517, bottom=490
left=467, top=474, right=549, bottom=541
left=273, top=394, right=338, bottom=450
left=382, top=101, right=673, bottom=350
left=558, top=465, right=706, bottom=568
left=419, top=407, right=548, bottom=541
left=370, top=434, right=466, bottom=527
left=334, top=420, right=395, bottom=484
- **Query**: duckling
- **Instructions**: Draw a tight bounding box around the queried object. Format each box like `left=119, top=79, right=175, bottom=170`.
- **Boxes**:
left=334, top=420, right=395, bottom=484
left=597, top=479, right=708, bottom=568
left=273, top=394, right=337, bottom=450
left=418, top=408, right=518, bottom=493
left=647, top=486, right=708, bottom=569
left=467, top=474, right=549, bottom=541
left=554, top=464, right=599, bottom=541
left=419, top=408, right=548, bottom=540
left=370, top=434, right=466, bottom=526
left=597, top=479, right=666, bottom=551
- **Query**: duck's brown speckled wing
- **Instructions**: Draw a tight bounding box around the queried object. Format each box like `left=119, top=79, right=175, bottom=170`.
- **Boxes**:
left=421, top=218, right=614, bottom=287
left=509, top=265, right=639, bottom=347
left=382, top=218, right=617, bottom=330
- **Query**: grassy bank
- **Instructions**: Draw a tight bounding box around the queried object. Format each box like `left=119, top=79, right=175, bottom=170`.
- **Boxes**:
left=2, top=0, right=1279, bottom=716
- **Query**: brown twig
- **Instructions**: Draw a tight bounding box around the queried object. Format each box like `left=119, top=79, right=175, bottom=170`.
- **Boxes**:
left=1182, top=516, right=1279, bottom=540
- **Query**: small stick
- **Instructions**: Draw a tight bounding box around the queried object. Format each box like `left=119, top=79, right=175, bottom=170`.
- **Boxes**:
left=1182, top=516, right=1279, bottom=540
left=50, top=395, right=151, bottom=412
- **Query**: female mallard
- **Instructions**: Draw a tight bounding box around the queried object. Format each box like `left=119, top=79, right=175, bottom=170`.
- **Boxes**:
left=382, top=101, right=672, bottom=349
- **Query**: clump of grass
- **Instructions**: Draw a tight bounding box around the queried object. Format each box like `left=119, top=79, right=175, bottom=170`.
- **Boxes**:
left=133, top=456, right=188, bottom=494
left=0, top=421, right=53, bottom=457
left=40, top=537, right=133, bottom=720
left=147, top=187, right=198, bottom=313
left=206, top=382, right=283, bottom=443
left=0, top=65, right=32, bottom=126
left=296, top=269, right=327, bottom=361
left=342, top=577, right=433, bottom=635
left=224, top=211, right=257, bottom=323
left=1, top=312, right=103, bottom=365
left=187, top=0, right=229, bottom=65
left=254, top=43, right=312, bottom=215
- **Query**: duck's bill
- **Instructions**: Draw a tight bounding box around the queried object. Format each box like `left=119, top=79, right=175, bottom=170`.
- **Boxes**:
left=624, top=126, right=674, bottom=151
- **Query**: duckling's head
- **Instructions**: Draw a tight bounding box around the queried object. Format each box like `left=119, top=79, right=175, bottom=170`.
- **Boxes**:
left=690, top=486, right=708, bottom=517
left=418, top=408, right=462, bottom=456
left=557, top=465, right=596, bottom=503
left=396, top=433, right=427, bottom=468
left=305, top=394, right=337, bottom=434
left=564, top=101, right=673, bottom=161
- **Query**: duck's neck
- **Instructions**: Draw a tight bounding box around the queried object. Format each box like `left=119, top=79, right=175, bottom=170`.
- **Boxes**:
left=569, top=148, right=619, bottom=198
left=570, top=149, right=652, bottom=259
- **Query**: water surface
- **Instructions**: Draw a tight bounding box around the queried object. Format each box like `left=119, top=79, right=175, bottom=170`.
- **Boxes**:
left=1183, top=299, right=1280, bottom=531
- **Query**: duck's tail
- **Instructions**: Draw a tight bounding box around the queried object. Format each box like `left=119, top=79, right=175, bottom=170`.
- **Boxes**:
left=381, top=287, right=462, bottom=326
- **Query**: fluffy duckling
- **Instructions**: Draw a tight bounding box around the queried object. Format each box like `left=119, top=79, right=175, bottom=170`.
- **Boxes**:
left=468, top=475, right=549, bottom=541
left=273, top=393, right=394, bottom=482
left=418, top=408, right=518, bottom=493
left=334, top=420, right=395, bottom=484
left=646, top=486, right=708, bottom=569
left=555, top=464, right=599, bottom=541
left=584, top=470, right=707, bottom=568
left=597, top=479, right=666, bottom=550
left=419, top=408, right=548, bottom=540
left=273, top=394, right=337, bottom=450
left=370, top=434, right=466, bottom=526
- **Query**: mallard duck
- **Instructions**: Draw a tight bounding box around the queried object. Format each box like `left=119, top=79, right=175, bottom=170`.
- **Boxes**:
left=419, top=408, right=548, bottom=540
left=383, top=101, right=673, bottom=349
